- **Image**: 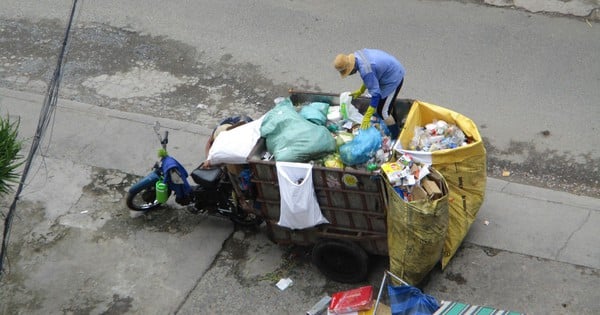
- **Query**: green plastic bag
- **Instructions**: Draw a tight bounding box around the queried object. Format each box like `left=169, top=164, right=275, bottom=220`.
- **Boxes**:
left=260, top=98, right=336, bottom=162
left=300, top=102, right=329, bottom=126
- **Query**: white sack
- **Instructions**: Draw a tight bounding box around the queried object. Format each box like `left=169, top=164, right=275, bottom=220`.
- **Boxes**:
left=207, top=115, right=264, bottom=165
left=276, top=161, right=329, bottom=230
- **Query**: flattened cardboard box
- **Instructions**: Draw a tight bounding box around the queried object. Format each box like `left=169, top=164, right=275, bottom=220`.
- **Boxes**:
left=411, top=185, right=428, bottom=201
left=421, top=177, right=442, bottom=199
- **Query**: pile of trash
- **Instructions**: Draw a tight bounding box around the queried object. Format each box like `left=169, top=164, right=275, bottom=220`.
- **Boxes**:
left=209, top=93, right=472, bottom=176
left=409, top=120, right=467, bottom=152
left=302, top=271, right=523, bottom=314
left=306, top=95, right=396, bottom=172
left=257, top=93, right=396, bottom=173
left=379, top=153, right=444, bottom=203
left=393, top=100, right=487, bottom=270
left=261, top=95, right=470, bottom=175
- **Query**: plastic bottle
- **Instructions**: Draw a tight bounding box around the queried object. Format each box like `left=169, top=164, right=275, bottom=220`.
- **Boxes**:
left=155, top=181, right=169, bottom=203
left=367, top=163, right=378, bottom=172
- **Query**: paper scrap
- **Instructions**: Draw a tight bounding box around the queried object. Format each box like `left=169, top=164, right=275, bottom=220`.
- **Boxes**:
left=276, top=277, right=293, bottom=291
left=417, top=164, right=431, bottom=181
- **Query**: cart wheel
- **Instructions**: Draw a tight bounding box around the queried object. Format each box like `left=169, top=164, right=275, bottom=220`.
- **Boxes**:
left=311, top=239, right=369, bottom=284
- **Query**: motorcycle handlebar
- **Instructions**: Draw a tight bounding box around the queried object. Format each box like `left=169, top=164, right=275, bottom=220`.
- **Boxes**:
left=153, top=122, right=169, bottom=150
left=161, top=131, right=169, bottom=149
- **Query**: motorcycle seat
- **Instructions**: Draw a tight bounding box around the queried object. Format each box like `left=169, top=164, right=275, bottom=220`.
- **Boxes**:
left=191, top=166, right=223, bottom=188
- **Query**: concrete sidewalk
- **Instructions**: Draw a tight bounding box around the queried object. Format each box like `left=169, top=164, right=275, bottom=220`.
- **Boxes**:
left=468, top=177, right=600, bottom=270
left=0, top=88, right=213, bottom=175
left=1, top=88, right=599, bottom=314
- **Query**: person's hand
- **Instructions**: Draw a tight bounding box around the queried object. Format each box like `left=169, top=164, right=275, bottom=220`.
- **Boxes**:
left=361, top=106, right=376, bottom=129
left=350, top=84, right=366, bottom=99
left=349, top=89, right=362, bottom=99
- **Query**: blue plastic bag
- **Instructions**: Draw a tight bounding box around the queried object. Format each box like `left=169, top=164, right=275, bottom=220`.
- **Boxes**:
left=339, top=127, right=382, bottom=166
left=387, top=285, right=439, bottom=315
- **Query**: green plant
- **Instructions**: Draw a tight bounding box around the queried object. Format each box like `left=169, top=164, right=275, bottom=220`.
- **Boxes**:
left=0, top=115, right=23, bottom=195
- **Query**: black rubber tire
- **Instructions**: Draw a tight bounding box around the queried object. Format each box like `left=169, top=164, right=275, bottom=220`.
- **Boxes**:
left=125, top=185, right=162, bottom=211
left=311, top=239, right=369, bottom=283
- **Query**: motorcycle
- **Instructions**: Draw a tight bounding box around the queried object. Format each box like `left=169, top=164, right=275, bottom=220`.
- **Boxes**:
left=125, top=121, right=263, bottom=227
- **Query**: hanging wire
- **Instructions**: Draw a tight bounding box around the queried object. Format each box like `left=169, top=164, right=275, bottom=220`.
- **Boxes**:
left=0, top=0, right=80, bottom=279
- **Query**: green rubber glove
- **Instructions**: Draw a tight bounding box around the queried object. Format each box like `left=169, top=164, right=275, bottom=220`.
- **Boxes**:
left=361, top=106, right=376, bottom=129
left=350, top=84, right=366, bottom=99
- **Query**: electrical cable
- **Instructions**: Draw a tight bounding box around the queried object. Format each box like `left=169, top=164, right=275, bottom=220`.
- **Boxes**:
left=0, top=0, right=80, bottom=279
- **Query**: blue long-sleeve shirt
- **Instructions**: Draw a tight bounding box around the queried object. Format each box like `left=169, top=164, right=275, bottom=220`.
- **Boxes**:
left=354, top=49, right=405, bottom=107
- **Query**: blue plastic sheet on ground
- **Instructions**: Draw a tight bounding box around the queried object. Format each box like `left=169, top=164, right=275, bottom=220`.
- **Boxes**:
left=388, top=285, right=439, bottom=315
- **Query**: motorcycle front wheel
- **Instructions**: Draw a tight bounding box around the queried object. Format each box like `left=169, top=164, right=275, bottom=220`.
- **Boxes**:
left=126, top=185, right=162, bottom=211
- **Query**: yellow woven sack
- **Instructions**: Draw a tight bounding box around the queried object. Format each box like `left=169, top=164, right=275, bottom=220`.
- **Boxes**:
left=395, top=100, right=487, bottom=268
left=385, top=168, right=449, bottom=285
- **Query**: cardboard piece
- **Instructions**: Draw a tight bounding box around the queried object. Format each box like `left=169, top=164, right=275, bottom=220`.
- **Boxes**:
left=421, top=177, right=442, bottom=199
left=362, top=302, right=391, bottom=315
left=411, top=185, right=428, bottom=201
left=427, top=171, right=447, bottom=195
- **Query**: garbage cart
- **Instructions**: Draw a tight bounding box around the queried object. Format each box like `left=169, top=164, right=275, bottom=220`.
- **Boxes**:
left=247, top=90, right=414, bottom=283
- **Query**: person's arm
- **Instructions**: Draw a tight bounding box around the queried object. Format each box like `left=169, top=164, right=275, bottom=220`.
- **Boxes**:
left=360, top=71, right=382, bottom=129
left=362, top=72, right=381, bottom=107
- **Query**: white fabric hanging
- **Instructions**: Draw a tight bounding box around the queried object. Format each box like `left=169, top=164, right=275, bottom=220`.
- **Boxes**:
left=275, top=161, right=329, bottom=229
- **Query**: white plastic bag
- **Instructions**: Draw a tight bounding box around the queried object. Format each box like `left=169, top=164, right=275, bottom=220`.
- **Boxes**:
left=346, top=102, right=364, bottom=124
left=339, top=91, right=364, bottom=124
left=339, top=91, right=352, bottom=120
left=276, top=162, right=329, bottom=229
left=207, top=115, right=264, bottom=165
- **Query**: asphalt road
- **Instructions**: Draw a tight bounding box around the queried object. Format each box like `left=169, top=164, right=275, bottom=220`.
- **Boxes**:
left=0, top=0, right=599, bottom=196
